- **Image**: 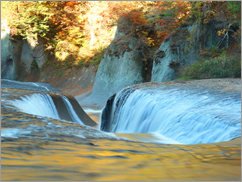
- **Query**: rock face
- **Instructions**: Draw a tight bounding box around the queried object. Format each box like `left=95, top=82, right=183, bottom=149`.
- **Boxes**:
left=1, top=21, right=48, bottom=81
left=21, top=36, right=48, bottom=74
left=39, top=66, right=96, bottom=96
left=1, top=19, right=19, bottom=80
left=151, top=20, right=235, bottom=82
left=90, top=19, right=145, bottom=104
left=50, top=93, right=97, bottom=127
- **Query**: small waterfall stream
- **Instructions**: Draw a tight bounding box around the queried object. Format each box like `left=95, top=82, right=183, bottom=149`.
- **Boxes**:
left=61, top=95, right=84, bottom=125
left=11, top=93, right=60, bottom=119
left=10, top=93, right=85, bottom=126
left=101, top=87, right=241, bottom=144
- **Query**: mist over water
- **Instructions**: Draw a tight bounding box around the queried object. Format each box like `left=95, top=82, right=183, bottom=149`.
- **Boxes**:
left=102, top=88, right=241, bottom=144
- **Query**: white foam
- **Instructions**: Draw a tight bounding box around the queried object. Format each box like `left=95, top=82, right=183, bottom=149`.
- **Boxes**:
left=104, top=88, right=241, bottom=144
left=11, top=93, right=60, bottom=119
left=1, top=128, right=31, bottom=138
left=150, top=132, right=182, bottom=144
left=84, top=109, right=103, bottom=113
left=32, top=83, right=49, bottom=91
left=60, top=95, right=84, bottom=125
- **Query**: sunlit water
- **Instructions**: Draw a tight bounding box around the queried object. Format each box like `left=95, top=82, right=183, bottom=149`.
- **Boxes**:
left=1, top=104, right=241, bottom=181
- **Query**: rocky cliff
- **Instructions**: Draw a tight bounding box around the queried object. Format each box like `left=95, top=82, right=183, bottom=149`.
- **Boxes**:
left=1, top=21, right=48, bottom=81
left=151, top=20, right=238, bottom=82
left=90, top=18, right=146, bottom=104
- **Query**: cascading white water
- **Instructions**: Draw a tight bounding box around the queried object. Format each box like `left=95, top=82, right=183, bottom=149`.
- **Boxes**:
left=60, top=95, right=84, bottom=125
left=103, top=88, right=241, bottom=144
left=11, top=93, right=60, bottom=119
left=11, top=93, right=85, bottom=125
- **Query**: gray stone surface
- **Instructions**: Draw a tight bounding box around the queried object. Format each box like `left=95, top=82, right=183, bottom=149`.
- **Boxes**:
left=20, top=40, right=34, bottom=75
left=1, top=20, right=19, bottom=80
left=1, top=21, right=48, bottom=81
left=91, top=51, right=144, bottom=104
left=26, top=36, right=48, bottom=69
left=151, top=21, right=231, bottom=82
left=80, top=22, right=145, bottom=107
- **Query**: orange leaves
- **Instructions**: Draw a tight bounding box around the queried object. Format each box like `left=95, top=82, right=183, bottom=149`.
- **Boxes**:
left=56, top=25, right=62, bottom=30
left=56, top=30, right=66, bottom=40
left=130, top=11, right=146, bottom=26
left=65, top=1, right=78, bottom=8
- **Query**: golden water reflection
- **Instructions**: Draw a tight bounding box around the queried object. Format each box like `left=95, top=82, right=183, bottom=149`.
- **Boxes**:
left=1, top=137, right=241, bottom=181
left=1, top=100, right=241, bottom=181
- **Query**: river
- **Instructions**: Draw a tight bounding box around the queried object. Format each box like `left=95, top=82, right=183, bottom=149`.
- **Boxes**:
left=1, top=79, right=241, bottom=181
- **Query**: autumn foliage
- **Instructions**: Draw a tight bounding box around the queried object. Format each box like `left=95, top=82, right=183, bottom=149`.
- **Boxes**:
left=1, top=1, right=241, bottom=70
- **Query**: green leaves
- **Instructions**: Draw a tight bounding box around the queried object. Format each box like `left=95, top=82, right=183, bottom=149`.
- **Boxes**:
left=7, top=1, right=53, bottom=39
left=180, top=52, right=241, bottom=79
left=227, top=1, right=241, bottom=13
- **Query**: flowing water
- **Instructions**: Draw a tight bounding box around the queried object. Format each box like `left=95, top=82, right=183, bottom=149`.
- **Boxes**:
left=102, top=87, right=241, bottom=144
left=61, top=95, right=85, bottom=125
left=10, top=93, right=60, bottom=120
left=1, top=79, right=241, bottom=181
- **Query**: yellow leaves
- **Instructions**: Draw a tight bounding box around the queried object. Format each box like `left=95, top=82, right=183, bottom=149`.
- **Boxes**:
left=203, top=10, right=216, bottom=24
left=136, top=30, right=149, bottom=38
left=141, top=30, right=148, bottom=36
left=55, top=51, right=69, bottom=61
left=147, top=37, right=155, bottom=46
left=217, top=29, right=226, bottom=36
left=206, top=10, right=216, bottom=16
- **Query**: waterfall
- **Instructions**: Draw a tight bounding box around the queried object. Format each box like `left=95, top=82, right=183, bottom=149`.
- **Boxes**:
left=60, top=95, right=84, bottom=125
left=101, top=88, right=241, bottom=144
left=11, top=93, right=84, bottom=125
left=11, top=93, right=60, bottom=119
left=10, top=93, right=94, bottom=126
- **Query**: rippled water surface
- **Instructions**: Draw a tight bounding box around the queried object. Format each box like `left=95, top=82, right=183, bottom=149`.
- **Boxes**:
left=1, top=106, right=241, bottom=181
left=2, top=135, right=241, bottom=181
